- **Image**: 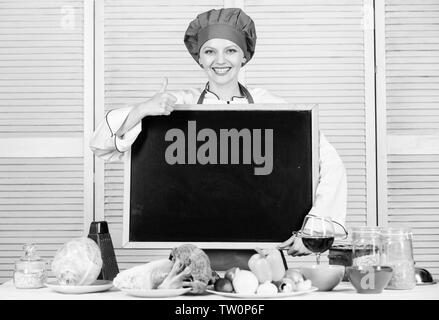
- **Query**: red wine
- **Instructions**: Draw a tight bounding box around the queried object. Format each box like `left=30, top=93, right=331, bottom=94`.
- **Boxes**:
left=302, top=236, right=335, bottom=253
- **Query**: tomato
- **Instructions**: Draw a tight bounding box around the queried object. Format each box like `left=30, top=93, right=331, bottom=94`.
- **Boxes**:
left=224, top=267, right=239, bottom=282
left=214, top=278, right=234, bottom=293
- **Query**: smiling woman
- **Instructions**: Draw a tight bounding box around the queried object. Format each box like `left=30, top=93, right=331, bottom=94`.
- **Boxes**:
left=183, top=8, right=256, bottom=102
left=89, top=7, right=348, bottom=258
left=199, top=39, right=245, bottom=99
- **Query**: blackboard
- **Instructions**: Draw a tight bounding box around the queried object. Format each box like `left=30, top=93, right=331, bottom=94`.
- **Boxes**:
left=123, top=104, right=319, bottom=249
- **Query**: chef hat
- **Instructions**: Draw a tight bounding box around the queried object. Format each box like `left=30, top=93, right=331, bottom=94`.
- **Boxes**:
left=184, top=8, right=257, bottom=66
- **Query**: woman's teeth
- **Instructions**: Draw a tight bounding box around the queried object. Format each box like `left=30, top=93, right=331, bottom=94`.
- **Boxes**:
left=212, top=67, right=231, bottom=75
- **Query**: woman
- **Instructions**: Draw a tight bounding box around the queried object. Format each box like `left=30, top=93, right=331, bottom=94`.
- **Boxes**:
left=90, top=8, right=348, bottom=257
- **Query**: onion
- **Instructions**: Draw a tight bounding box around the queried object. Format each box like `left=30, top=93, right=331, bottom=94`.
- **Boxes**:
left=232, top=269, right=259, bottom=294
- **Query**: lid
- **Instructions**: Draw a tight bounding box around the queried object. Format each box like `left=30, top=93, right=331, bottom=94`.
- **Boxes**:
left=330, top=239, right=352, bottom=250
left=380, top=227, right=413, bottom=239
left=15, top=244, right=46, bottom=271
left=350, top=226, right=382, bottom=234
left=350, top=227, right=383, bottom=239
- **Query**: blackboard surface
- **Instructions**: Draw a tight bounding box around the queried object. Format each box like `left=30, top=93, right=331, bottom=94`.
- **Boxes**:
left=128, top=109, right=314, bottom=244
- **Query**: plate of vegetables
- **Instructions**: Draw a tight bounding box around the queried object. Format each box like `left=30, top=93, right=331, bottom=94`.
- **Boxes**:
left=207, top=248, right=317, bottom=299
left=206, top=287, right=317, bottom=299
left=113, top=244, right=218, bottom=297
left=45, top=280, right=114, bottom=294
left=121, top=287, right=192, bottom=298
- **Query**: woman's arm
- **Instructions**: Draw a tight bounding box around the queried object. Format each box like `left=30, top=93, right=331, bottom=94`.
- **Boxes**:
left=89, top=106, right=142, bottom=162
left=307, top=133, right=348, bottom=235
left=115, top=79, right=177, bottom=137
left=279, top=132, right=348, bottom=256
left=89, top=79, right=177, bottom=162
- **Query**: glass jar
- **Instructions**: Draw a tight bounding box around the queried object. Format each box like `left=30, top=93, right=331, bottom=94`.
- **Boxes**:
left=328, top=240, right=353, bottom=281
left=351, top=227, right=383, bottom=267
left=381, top=228, right=416, bottom=290
left=13, top=244, right=48, bottom=289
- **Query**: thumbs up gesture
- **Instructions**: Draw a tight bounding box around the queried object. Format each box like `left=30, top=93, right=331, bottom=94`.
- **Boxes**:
left=158, top=77, right=168, bottom=94
left=142, top=77, right=177, bottom=116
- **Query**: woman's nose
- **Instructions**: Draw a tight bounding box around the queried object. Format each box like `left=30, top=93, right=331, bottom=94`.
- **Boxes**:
left=215, top=52, right=225, bottom=64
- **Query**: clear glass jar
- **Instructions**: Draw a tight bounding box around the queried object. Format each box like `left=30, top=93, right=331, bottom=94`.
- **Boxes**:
left=328, top=240, right=353, bottom=281
left=381, top=228, right=416, bottom=290
left=351, top=227, right=383, bottom=267
left=13, top=244, right=48, bottom=289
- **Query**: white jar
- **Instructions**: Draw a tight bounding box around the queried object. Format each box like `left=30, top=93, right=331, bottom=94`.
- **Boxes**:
left=13, top=244, right=48, bottom=289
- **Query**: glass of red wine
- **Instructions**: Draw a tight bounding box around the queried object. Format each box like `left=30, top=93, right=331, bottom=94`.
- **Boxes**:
left=296, top=215, right=335, bottom=265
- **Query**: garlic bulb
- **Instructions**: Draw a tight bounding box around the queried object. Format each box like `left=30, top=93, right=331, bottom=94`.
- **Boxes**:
left=256, top=281, right=278, bottom=295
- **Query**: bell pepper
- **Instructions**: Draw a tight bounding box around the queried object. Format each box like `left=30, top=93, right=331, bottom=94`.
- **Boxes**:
left=248, top=250, right=273, bottom=284
left=263, top=248, right=286, bottom=281
left=248, top=248, right=286, bottom=283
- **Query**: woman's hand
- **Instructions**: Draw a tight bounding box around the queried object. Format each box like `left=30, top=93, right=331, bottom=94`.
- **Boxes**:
left=277, top=234, right=312, bottom=257
left=114, top=78, right=177, bottom=137
left=139, top=78, right=177, bottom=116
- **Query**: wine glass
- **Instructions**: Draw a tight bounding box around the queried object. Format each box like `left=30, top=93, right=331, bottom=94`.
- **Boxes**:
left=296, top=215, right=335, bottom=265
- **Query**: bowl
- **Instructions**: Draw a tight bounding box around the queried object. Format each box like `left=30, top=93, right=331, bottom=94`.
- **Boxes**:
left=347, top=266, right=393, bottom=294
left=415, top=267, right=436, bottom=285
left=299, top=265, right=345, bottom=291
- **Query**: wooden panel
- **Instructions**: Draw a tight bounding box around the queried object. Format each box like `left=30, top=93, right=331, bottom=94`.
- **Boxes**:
left=245, top=0, right=369, bottom=228
left=0, top=0, right=84, bottom=137
left=0, top=157, right=84, bottom=283
left=101, top=0, right=226, bottom=262
left=383, top=1, right=439, bottom=277
left=385, top=0, right=439, bottom=136
left=97, top=0, right=373, bottom=273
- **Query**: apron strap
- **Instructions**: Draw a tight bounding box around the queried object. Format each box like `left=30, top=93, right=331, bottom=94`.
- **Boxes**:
left=197, top=82, right=254, bottom=104
left=196, top=88, right=207, bottom=104
left=238, top=82, right=254, bottom=104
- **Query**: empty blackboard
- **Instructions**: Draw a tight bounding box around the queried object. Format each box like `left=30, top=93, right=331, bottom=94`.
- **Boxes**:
left=123, top=104, right=319, bottom=249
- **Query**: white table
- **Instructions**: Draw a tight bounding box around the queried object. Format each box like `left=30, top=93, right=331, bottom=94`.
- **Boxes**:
left=1, top=280, right=438, bottom=300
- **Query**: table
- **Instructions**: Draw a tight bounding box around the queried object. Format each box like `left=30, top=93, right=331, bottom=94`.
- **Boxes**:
left=1, top=280, right=438, bottom=300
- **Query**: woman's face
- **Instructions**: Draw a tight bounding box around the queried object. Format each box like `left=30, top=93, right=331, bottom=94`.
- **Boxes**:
left=199, top=38, right=246, bottom=86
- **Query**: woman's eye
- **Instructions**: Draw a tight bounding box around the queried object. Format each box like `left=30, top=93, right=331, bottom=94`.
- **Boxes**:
left=226, top=49, right=237, bottom=54
left=204, top=50, right=214, bottom=55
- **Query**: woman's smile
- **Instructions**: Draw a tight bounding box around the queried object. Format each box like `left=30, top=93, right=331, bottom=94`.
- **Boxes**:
left=212, top=66, right=232, bottom=75
left=199, top=38, right=245, bottom=86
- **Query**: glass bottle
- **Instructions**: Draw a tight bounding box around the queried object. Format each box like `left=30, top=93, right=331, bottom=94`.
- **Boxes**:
left=351, top=227, right=383, bottom=267
left=13, top=244, right=48, bottom=289
left=381, top=228, right=416, bottom=290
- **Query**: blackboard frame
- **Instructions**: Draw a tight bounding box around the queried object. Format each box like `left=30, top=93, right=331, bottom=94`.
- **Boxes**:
left=122, top=103, right=319, bottom=249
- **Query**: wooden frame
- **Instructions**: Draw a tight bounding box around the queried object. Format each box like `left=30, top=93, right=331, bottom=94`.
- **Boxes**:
left=375, top=0, right=389, bottom=227
left=94, top=0, right=106, bottom=222
left=83, top=0, right=96, bottom=231
left=363, top=0, right=378, bottom=227
left=121, top=103, right=319, bottom=249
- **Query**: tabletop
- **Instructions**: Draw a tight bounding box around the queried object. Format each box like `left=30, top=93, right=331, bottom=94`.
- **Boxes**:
left=0, top=279, right=438, bottom=300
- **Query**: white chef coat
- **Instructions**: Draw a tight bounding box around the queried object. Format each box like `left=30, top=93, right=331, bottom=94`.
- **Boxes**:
left=90, top=86, right=348, bottom=235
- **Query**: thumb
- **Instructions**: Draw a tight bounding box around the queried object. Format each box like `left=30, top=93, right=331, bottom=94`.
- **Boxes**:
left=277, top=234, right=296, bottom=249
left=159, top=77, right=168, bottom=93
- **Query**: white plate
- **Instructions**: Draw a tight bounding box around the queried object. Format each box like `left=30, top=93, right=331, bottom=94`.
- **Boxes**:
left=121, top=287, right=192, bottom=298
left=206, top=286, right=318, bottom=299
left=45, top=280, right=114, bottom=294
